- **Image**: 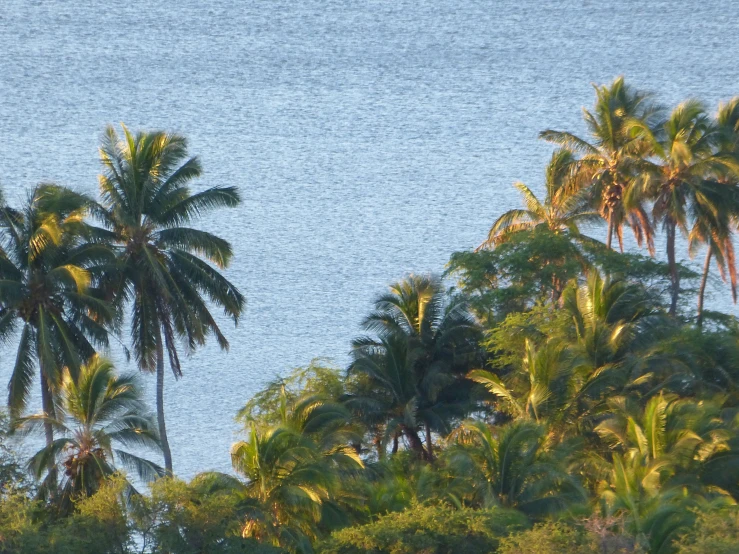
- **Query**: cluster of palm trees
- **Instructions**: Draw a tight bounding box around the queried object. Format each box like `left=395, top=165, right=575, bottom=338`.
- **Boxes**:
left=3, top=79, right=739, bottom=554
left=485, top=77, right=739, bottom=321
left=0, top=124, right=244, bottom=502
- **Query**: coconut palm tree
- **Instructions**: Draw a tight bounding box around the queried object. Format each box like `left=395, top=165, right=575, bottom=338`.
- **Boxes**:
left=95, top=124, right=245, bottom=473
left=629, top=100, right=738, bottom=315
left=479, top=149, right=599, bottom=250
left=19, top=356, right=162, bottom=510
left=350, top=275, right=480, bottom=459
left=230, top=393, right=362, bottom=551
left=690, top=97, right=739, bottom=328
left=540, top=77, right=659, bottom=252
left=0, top=184, right=113, bottom=467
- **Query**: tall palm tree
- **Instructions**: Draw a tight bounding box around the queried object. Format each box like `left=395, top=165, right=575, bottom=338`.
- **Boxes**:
left=689, top=193, right=737, bottom=328
left=690, top=97, right=739, bottom=328
left=540, top=77, right=659, bottom=252
left=95, top=125, right=245, bottom=473
left=479, top=149, right=598, bottom=250
left=350, top=275, right=480, bottom=460
left=19, top=355, right=162, bottom=510
left=629, top=100, right=737, bottom=315
left=0, top=184, right=112, bottom=467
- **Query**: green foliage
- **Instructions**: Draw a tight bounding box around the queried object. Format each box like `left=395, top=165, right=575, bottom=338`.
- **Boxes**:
left=3, top=81, right=739, bottom=554
left=318, top=504, right=529, bottom=554
left=447, top=228, right=583, bottom=321
left=0, top=475, right=132, bottom=554
left=497, top=520, right=643, bottom=554
left=131, top=475, right=282, bottom=554
left=675, top=508, right=739, bottom=554
left=238, top=360, right=347, bottom=429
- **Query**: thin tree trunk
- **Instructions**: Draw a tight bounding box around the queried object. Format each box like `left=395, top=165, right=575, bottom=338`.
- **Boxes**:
left=156, top=328, right=173, bottom=474
left=39, top=370, right=57, bottom=495
left=391, top=433, right=399, bottom=455
left=606, top=211, right=614, bottom=250
left=425, top=424, right=434, bottom=462
left=697, top=248, right=712, bottom=329
left=666, top=219, right=679, bottom=316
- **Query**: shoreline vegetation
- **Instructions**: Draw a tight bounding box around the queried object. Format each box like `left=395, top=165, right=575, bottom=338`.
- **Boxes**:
left=2, top=77, right=739, bottom=552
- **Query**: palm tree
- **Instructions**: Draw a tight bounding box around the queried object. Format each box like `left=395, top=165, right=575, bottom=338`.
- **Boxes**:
left=230, top=393, right=362, bottom=550
left=629, top=100, right=738, bottom=315
left=479, top=149, right=599, bottom=250
left=468, top=339, right=569, bottom=424
left=0, top=184, right=112, bottom=468
left=690, top=97, right=739, bottom=328
left=19, top=355, right=162, bottom=510
left=350, top=275, right=480, bottom=460
left=95, top=124, right=245, bottom=473
left=445, top=420, right=585, bottom=516
left=689, top=194, right=737, bottom=328
left=540, top=76, right=659, bottom=252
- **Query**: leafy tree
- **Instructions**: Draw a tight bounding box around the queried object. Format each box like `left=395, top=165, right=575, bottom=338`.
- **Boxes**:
left=675, top=507, right=739, bottom=554
left=132, top=474, right=283, bottom=554
left=95, top=124, right=245, bottom=473
left=497, top=521, right=643, bottom=554
left=448, top=228, right=584, bottom=321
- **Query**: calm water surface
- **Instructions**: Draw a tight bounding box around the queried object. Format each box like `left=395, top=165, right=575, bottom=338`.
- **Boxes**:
left=0, top=0, right=737, bottom=477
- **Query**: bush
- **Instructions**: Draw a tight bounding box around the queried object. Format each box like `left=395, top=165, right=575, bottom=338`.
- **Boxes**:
left=132, top=474, right=284, bottom=554
left=497, top=521, right=643, bottom=554
left=675, top=508, right=739, bottom=554
left=317, top=504, right=529, bottom=554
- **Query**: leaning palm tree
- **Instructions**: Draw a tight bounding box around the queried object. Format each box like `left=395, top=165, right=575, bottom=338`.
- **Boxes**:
left=0, top=184, right=112, bottom=466
left=629, top=100, right=738, bottom=315
left=479, top=149, right=599, bottom=250
left=540, top=77, right=659, bottom=252
left=19, top=356, right=162, bottom=510
left=95, top=125, right=245, bottom=473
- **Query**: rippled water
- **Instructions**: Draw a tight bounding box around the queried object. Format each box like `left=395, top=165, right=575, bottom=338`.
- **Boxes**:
left=0, top=0, right=736, bottom=477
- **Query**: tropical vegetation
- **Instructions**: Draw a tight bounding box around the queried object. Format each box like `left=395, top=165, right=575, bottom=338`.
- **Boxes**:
left=2, top=79, right=739, bottom=553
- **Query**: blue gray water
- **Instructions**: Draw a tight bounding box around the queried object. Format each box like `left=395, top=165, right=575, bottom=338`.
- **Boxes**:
left=0, top=0, right=737, bottom=477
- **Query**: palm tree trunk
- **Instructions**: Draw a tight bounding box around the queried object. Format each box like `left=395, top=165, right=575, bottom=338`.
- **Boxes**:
left=666, top=219, right=679, bottom=316
left=39, top=374, right=54, bottom=449
left=425, top=424, right=434, bottom=461
left=402, top=425, right=427, bottom=459
left=606, top=211, right=614, bottom=250
left=155, top=328, right=173, bottom=474
left=697, top=248, right=712, bottom=329
left=39, top=370, right=57, bottom=494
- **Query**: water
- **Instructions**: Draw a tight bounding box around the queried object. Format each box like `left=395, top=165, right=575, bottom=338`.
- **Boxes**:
left=0, top=0, right=737, bottom=478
